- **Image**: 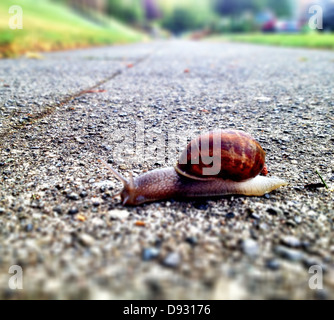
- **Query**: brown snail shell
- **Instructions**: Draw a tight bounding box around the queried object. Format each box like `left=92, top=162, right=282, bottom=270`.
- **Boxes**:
left=175, top=129, right=265, bottom=181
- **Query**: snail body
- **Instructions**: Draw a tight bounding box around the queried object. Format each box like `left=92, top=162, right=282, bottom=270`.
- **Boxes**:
left=101, top=129, right=287, bottom=206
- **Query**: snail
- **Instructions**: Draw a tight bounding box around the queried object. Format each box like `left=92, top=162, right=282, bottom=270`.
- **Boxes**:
left=100, top=129, right=287, bottom=206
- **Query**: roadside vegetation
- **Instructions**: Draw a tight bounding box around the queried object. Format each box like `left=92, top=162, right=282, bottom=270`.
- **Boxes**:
left=209, top=32, right=334, bottom=50
left=0, top=0, right=145, bottom=58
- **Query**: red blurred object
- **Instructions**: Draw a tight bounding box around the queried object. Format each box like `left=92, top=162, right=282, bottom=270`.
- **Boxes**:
left=261, top=164, right=268, bottom=176
left=262, top=19, right=276, bottom=32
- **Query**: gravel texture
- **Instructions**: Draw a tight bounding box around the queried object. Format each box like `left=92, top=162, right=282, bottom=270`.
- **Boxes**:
left=0, top=40, right=334, bottom=299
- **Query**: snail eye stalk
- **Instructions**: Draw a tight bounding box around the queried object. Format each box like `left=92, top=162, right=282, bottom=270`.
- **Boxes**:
left=98, top=159, right=129, bottom=186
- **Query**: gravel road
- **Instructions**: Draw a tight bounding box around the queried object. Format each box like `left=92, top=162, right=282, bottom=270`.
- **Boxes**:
left=0, top=40, right=333, bottom=299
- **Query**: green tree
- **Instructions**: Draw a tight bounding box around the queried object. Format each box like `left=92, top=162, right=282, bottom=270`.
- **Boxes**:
left=106, top=0, right=144, bottom=24
left=161, top=0, right=215, bottom=34
left=161, top=7, right=194, bottom=34
left=214, top=0, right=263, bottom=16
left=266, top=0, right=292, bottom=18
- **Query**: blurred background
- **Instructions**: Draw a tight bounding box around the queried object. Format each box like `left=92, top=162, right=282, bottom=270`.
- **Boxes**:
left=0, top=0, right=334, bottom=56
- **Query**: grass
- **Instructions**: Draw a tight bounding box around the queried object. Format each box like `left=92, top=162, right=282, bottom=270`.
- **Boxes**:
left=0, top=0, right=146, bottom=58
left=209, top=32, right=334, bottom=50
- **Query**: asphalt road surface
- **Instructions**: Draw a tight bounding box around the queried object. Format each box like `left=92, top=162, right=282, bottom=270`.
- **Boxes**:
left=0, top=40, right=334, bottom=299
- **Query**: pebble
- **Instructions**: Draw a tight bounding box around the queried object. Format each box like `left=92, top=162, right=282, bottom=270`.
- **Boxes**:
left=225, top=212, right=235, bottom=219
left=102, top=144, right=112, bottom=151
left=194, top=202, right=209, bottom=210
left=249, top=212, right=261, bottom=220
left=302, top=257, right=323, bottom=269
left=68, top=207, right=79, bottom=215
left=53, top=206, right=62, bottom=214
left=185, top=236, right=198, bottom=246
left=266, top=207, right=283, bottom=216
left=0, top=208, right=5, bottom=215
left=67, top=193, right=79, bottom=201
left=241, top=239, right=259, bottom=257
left=294, top=216, right=302, bottom=224
left=163, top=252, right=181, bottom=268
left=285, top=220, right=297, bottom=228
left=25, top=223, right=34, bottom=232
left=78, top=233, right=95, bottom=247
left=315, top=290, right=329, bottom=300
left=255, top=96, right=271, bottom=102
left=80, top=190, right=88, bottom=198
left=265, top=259, right=280, bottom=270
left=275, top=246, right=303, bottom=262
left=142, top=248, right=160, bottom=261
left=281, top=236, right=301, bottom=248
left=92, top=198, right=102, bottom=207
left=108, top=210, right=130, bottom=220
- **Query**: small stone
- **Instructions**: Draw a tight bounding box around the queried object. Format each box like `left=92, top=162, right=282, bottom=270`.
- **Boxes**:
left=275, top=246, right=303, bottom=261
left=68, top=207, right=79, bottom=215
left=185, top=236, right=198, bottom=246
left=194, top=202, right=208, bottom=210
left=267, top=207, right=283, bottom=216
left=102, top=145, right=112, bottom=151
left=163, top=252, right=181, bottom=268
left=225, top=212, right=235, bottom=219
left=142, top=248, right=160, bottom=261
left=80, top=190, right=88, bottom=198
left=53, top=206, right=62, bottom=214
left=0, top=207, right=5, bottom=215
left=108, top=209, right=130, bottom=220
left=249, top=212, right=261, bottom=220
left=241, top=239, right=259, bottom=257
left=25, top=223, right=33, bottom=232
left=302, top=257, right=323, bottom=269
left=285, top=219, right=297, bottom=227
left=315, top=289, right=329, bottom=300
left=266, top=259, right=280, bottom=270
left=281, top=236, right=301, bottom=248
left=259, top=222, right=269, bottom=231
left=67, top=193, right=79, bottom=201
left=255, top=96, right=271, bottom=102
left=294, top=216, right=302, bottom=224
left=78, top=233, right=95, bottom=247
left=92, top=198, right=102, bottom=206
